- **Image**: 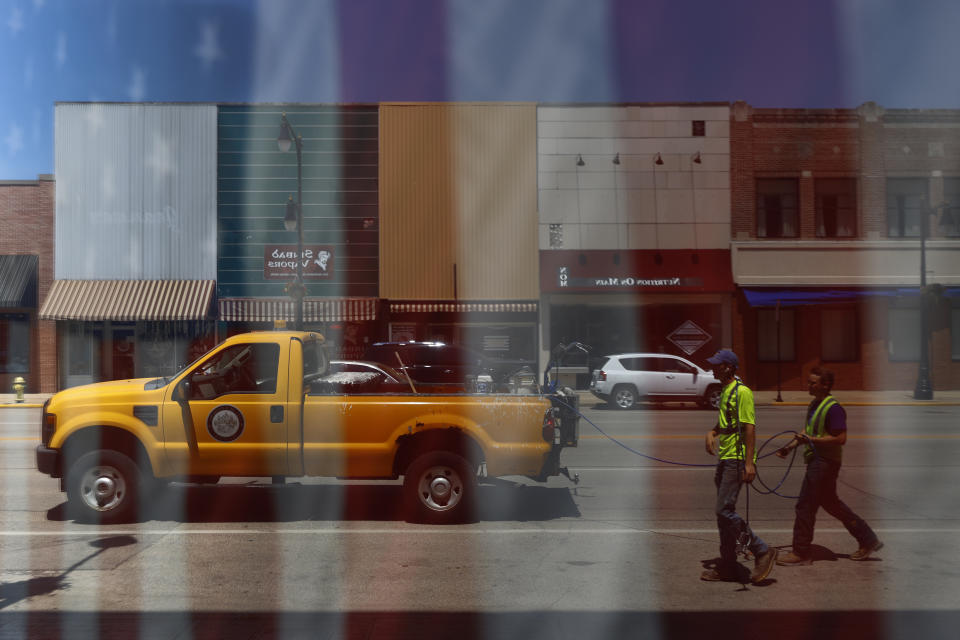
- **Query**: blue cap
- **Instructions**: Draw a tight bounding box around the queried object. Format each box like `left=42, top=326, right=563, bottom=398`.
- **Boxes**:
left=706, top=349, right=738, bottom=367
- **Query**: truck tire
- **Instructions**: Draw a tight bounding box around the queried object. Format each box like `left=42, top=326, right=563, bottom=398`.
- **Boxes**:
left=65, top=449, right=142, bottom=524
left=610, top=384, right=638, bottom=410
left=403, top=451, right=475, bottom=524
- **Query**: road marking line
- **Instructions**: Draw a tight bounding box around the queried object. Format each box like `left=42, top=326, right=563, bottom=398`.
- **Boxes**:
left=579, top=434, right=960, bottom=440
left=0, top=527, right=955, bottom=536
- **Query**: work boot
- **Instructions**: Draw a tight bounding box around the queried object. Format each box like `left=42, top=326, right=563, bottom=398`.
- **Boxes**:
left=850, top=539, right=884, bottom=561
left=750, top=548, right=777, bottom=584
left=700, top=566, right=739, bottom=582
left=776, top=551, right=812, bottom=566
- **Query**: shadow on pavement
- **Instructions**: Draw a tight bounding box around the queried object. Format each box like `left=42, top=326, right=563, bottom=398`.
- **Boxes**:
left=45, top=483, right=581, bottom=524
left=0, top=609, right=955, bottom=639
left=0, top=536, right=137, bottom=611
left=588, top=401, right=712, bottom=412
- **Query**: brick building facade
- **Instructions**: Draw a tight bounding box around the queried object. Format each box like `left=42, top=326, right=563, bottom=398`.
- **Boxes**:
left=0, top=175, right=56, bottom=393
left=730, top=102, right=960, bottom=391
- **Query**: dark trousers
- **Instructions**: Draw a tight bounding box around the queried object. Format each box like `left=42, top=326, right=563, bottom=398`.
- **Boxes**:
left=714, top=459, right=769, bottom=571
left=792, top=456, right=878, bottom=556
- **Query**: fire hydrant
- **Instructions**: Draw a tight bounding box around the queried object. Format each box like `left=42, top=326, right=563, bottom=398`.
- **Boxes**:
left=12, top=376, right=26, bottom=403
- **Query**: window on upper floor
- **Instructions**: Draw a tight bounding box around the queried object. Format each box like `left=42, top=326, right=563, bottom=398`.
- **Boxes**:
left=815, top=178, right=857, bottom=238
left=886, top=178, right=926, bottom=238
left=756, top=179, right=799, bottom=238
left=941, top=178, right=960, bottom=237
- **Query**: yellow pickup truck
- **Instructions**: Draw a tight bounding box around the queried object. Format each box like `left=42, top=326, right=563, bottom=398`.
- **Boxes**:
left=36, top=331, right=579, bottom=524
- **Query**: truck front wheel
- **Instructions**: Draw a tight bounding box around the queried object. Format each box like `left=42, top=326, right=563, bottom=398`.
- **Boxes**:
left=403, top=451, right=475, bottom=524
left=66, top=449, right=142, bottom=524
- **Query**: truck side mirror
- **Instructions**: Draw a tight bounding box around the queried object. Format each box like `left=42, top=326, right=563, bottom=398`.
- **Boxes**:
left=173, top=380, right=190, bottom=404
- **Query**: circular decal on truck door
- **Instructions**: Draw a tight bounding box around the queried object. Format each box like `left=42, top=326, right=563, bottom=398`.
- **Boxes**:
left=207, top=405, right=245, bottom=442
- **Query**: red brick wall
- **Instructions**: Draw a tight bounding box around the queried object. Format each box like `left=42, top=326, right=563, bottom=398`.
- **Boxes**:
left=0, top=176, right=56, bottom=393
left=730, top=103, right=960, bottom=391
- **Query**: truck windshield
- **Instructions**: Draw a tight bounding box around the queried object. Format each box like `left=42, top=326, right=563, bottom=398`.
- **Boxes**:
left=142, top=351, right=211, bottom=390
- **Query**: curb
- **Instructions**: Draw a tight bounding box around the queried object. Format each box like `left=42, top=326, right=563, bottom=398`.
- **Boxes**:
left=761, top=401, right=960, bottom=407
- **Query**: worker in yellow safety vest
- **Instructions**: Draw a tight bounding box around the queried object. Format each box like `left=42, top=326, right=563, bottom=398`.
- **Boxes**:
left=776, top=366, right=883, bottom=565
left=701, top=349, right=778, bottom=584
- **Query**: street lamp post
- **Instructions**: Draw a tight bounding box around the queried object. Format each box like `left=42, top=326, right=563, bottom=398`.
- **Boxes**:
left=914, top=198, right=947, bottom=400
left=278, top=113, right=305, bottom=330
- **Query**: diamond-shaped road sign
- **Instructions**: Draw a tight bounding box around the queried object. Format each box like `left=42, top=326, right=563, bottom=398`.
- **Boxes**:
left=667, top=320, right=712, bottom=356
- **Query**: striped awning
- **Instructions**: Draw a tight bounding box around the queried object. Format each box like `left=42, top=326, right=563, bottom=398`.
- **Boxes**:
left=0, top=255, right=38, bottom=307
left=40, top=280, right=215, bottom=321
left=390, top=301, right=538, bottom=314
left=219, top=297, right=379, bottom=323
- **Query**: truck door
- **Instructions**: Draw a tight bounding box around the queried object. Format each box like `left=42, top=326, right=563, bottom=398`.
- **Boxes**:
left=162, top=341, right=289, bottom=477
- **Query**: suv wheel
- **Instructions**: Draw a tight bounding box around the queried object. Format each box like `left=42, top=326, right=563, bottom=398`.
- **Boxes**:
left=611, top=384, right=638, bottom=410
left=699, top=384, right=722, bottom=410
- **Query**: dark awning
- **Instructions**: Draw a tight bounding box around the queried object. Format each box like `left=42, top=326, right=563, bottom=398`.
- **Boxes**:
left=0, top=255, right=38, bottom=307
left=390, top=301, right=538, bottom=314
left=40, top=280, right=215, bottom=321
left=742, top=287, right=960, bottom=307
left=218, top=297, right=379, bottom=322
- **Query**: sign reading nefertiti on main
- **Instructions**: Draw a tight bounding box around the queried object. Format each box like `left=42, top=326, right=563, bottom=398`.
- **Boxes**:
left=264, top=245, right=335, bottom=280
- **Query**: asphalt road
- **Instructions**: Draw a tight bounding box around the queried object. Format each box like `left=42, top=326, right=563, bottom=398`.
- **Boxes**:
left=0, top=403, right=958, bottom=639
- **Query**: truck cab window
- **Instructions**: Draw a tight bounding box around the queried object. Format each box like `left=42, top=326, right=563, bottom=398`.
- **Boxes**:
left=189, top=343, right=280, bottom=399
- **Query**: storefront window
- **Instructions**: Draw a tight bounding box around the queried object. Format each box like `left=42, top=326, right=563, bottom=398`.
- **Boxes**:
left=888, top=307, right=920, bottom=361
left=137, top=321, right=216, bottom=378
left=821, top=308, right=858, bottom=362
left=757, top=308, right=795, bottom=362
left=455, top=324, right=538, bottom=365
left=61, top=323, right=102, bottom=388
left=0, top=313, right=30, bottom=373
left=951, top=306, right=960, bottom=361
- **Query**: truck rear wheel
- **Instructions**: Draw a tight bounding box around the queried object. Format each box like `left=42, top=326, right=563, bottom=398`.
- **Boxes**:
left=66, top=449, right=142, bottom=524
left=403, top=451, right=475, bottom=524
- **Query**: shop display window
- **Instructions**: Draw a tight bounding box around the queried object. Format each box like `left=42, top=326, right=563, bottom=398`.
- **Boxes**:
left=821, top=308, right=859, bottom=362
left=888, top=306, right=920, bottom=362
left=0, top=313, right=29, bottom=373
left=757, top=308, right=795, bottom=362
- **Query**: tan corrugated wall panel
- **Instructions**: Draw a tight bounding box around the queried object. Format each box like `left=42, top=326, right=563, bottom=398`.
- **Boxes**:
left=380, top=104, right=538, bottom=300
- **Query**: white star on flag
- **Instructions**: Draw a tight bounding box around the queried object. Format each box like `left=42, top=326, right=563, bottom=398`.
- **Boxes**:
left=7, top=7, right=24, bottom=33
left=128, top=67, right=147, bottom=101
left=56, top=32, right=67, bottom=68
left=5, top=125, right=24, bottom=155
left=194, top=21, right=224, bottom=71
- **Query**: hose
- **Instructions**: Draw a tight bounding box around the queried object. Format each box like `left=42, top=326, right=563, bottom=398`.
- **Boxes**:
left=553, top=396, right=811, bottom=500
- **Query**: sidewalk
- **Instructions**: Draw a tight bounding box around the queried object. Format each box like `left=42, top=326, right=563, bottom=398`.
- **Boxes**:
left=3, top=390, right=960, bottom=408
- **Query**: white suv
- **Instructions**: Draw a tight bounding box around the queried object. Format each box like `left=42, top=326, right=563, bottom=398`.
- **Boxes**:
left=589, top=353, right=722, bottom=410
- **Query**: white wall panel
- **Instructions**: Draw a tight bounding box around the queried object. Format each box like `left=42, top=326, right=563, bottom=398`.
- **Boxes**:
left=538, top=104, right=731, bottom=252
left=55, top=103, right=217, bottom=279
